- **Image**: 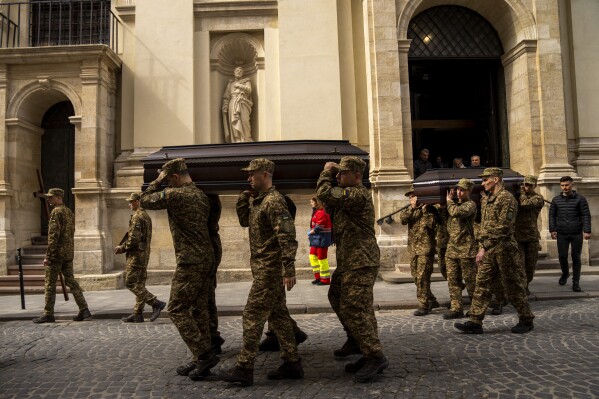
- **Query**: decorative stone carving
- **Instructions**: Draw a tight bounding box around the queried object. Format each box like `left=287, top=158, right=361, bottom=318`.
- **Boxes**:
left=222, top=67, right=253, bottom=143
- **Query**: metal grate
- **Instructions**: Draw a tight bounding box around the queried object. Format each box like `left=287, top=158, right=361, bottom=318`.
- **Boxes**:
left=408, top=6, right=503, bottom=58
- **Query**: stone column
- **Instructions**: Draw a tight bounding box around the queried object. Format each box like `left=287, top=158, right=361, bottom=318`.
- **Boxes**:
left=364, top=0, right=412, bottom=270
left=0, top=64, right=14, bottom=274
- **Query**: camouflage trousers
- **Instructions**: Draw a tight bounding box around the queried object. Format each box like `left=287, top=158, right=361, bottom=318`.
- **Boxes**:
left=445, top=257, right=477, bottom=312
left=125, top=252, right=156, bottom=313
left=410, top=254, right=437, bottom=309
left=237, top=277, right=299, bottom=369
left=328, top=267, right=383, bottom=358
left=44, top=260, right=88, bottom=316
left=207, top=264, right=220, bottom=340
left=469, top=241, right=535, bottom=325
left=519, top=241, right=540, bottom=286
left=438, top=246, right=447, bottom=280
left=169, top=263, right=214, bottom=361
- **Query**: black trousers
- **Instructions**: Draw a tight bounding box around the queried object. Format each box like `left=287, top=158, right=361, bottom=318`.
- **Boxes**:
left=557, top=233, right=583, bottom=284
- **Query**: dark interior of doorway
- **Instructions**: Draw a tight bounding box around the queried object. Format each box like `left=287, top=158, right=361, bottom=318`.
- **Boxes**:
left=41, top=101, right=75, bottom=235
left=409, top=59, right=507, bottom=168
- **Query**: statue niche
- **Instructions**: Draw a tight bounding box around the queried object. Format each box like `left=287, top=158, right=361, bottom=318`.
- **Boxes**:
left=222, top=67, right=253, bottom=143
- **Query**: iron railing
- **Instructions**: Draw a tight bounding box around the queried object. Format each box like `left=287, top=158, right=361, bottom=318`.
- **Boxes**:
left=0, top=0, right=120, bottom=52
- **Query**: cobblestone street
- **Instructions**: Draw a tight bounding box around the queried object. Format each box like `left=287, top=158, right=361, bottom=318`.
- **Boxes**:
left=1, top=298, right=599, bottom=399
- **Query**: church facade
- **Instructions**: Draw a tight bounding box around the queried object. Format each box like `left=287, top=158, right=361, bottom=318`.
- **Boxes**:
left=0, top=0, right=597, bottom=288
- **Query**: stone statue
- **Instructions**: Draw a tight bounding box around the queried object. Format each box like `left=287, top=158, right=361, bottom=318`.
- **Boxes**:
left=222, top=67, right=254, bottom=143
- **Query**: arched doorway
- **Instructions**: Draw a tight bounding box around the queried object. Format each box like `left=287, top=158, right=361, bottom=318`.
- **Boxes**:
left=40, top=101, right=75, bottom=234
left=408, top=5, right=508, bottom=168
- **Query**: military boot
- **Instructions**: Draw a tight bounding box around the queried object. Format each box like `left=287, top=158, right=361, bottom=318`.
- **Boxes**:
left=258, top=331, right=280, bottom=352
left=211, top=335, right=225, bottom=355
left=295, top=329, right=308, bottom=345
left=150, top=299, right=166, bottom=322
left=454, top=321, right=483, bottom=334
left=491, top=303, right=503, bottom=315
left=354, top=355, right=389, bottom=383
left=33, top=314, right=55, bottom=324
left=189, top=351, right=219, bottom=381
left=73, top=308, right=92, bottom=321
left=333, top=336, right=361, bottom=358
left=511, top=321, right=534, bottom=334
left=121, top=313, right=144, bottom=323
left=428, top=300, right=440, bottom=312
left=443, top=310, right=464, bottom=320
left=413, top=308, right=428, bottom=316
left=221, top=364, right=254, bottom=387
left=176, top=361, right=197, bottom=376
left=267, top=359, right=304, bottom=380
left=345, top=356, right=367, bottom=373
left=573, top=283, right=582, bottom=292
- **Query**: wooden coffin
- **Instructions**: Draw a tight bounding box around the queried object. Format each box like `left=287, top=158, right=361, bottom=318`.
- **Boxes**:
left=413, top=168, right=524, bottom=205
left=142, top=140, right=370, bottom=193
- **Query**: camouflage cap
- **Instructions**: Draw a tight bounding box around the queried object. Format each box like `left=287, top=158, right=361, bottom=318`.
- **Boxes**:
left=478, top=167, right=503, bottom=178
left=45, top=188, right=64, bottom=197
left=524, top=175, right=538, bottom=185
left=404, top=185, right=415, bottom=197
left=241, top=158, right=275, bottom=174
left=338, top=156, right=366, bottom=174
left=127, top=193, right=141, bottom=202
left=160, top=158, right=187, bottom=175
left=454, top=178, right=474, bottom=191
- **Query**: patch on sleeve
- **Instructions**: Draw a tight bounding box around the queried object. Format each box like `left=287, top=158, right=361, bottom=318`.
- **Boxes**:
left=331, top=186, right=345, bottom=199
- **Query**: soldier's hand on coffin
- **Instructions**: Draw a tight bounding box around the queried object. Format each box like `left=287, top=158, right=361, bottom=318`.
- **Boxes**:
left=410, top=196, right=418, bottom=208
left=446, top=189, right=454, bottom=202
left=324, top=162, right=339, bottom=172
left=283, top=276, right=296, bottom=291
left=156, top=170, right=168, bottom=183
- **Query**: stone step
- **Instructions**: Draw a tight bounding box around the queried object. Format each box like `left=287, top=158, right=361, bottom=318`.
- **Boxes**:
left=0, top=286, right=67, bottom=296
left=7, top=264, right=46, bottom=276
left=31, top=236, right=48, bottom=246
left=0, top=275, right=62, bottom=287
left=20, top=245, right=47, bottom=255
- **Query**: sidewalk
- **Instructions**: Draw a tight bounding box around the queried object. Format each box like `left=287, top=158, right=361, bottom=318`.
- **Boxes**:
left=1, top=275, right=598, bottom=322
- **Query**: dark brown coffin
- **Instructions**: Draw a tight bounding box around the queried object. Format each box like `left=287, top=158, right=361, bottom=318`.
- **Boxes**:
left=413, top=168, right=524, bottom=205
left=142, top=140, right=370, bottom=193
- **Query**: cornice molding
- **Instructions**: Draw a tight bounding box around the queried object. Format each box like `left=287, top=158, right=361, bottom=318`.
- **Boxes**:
left=194, top=0, right=278, bottom=18
left=501, top=39, right=537, bottom=66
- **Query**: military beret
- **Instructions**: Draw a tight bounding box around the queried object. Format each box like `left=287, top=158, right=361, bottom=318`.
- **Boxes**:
left=478, top=167, right=503, bottom=178
left=454, top=178, right=474, bottom=191
left=45, top=188, right=64, bottom=197
left=404, top=185, right=415, bottom=197
left=338, top=156, right=366, bottom=174
left=127, top=193, right=141, bottom=202
left=524, top=175, right=538, bottom=185
left=242, top=158, right=275, bottom=174
left=160, top=158, right=188, bottom=175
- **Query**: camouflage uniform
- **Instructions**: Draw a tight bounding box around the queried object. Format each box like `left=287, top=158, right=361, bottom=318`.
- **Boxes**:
left=399, top=201, right=438, bottom=310
left=435, top=205, right=449, bottom=279
left=235, top=159, right=299, bottom=369
left=44, top=201, right=88, bottom=316
left=317, top=157, right=384, bottom=359
left=515, top=176, right=544, bottom=287
left=445, top=181, right=478, bottom=312
left=206, top=194, right=223, bottom=342
left=469, top=169, right=534, bottom=326
left=140, top=159, right=215, bottom=362
left=122, top=206, right=156, bottom=313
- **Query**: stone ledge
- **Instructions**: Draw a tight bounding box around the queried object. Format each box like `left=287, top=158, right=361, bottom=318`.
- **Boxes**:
left=78, top=272, right=124, bottom=291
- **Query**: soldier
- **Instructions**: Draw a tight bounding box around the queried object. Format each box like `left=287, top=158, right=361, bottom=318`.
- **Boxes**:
left=515, top=175, right=544, bottom=295
left=140, top=158, right=218, bottom=380
left=114, top=193, right=166, bottom=323
left=206, top=194, right=225, bottom=355
left=435, top=203, right=449, bottom=280
left=33, top=188, right=92, bottom=323
left=443, top=179, right=477, bottom=319
left=455, top=168, right=535, bottom=334
left=221, top=158, right=303, bottom=387
left=317, top=156, right=388, bottom=383
left=399, top=187, right=439, bottom=316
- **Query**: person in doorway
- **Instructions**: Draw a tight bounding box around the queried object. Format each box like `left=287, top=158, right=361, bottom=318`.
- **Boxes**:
left=114, top=193, right=166, bottom=323
left=309, top=196, right=332, bottom=285
left=33, top=188, right=92, bottom=324
left=434, top=156, right=448, bottom=169
left=549, top=176, right=592, bottom=292
left=453, top=158, right=466, bottom=168
left=414, top=148, right=432, bottom=178
left=470, top=155, right=481, bottom=168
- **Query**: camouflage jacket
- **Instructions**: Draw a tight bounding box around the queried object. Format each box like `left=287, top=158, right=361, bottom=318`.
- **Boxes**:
left=479, top=187, right=518, bottom=250
left=207, top=194, right=223, bottom=267
left=434, top=205, right=449, bottom=248
left=446, top=199, right=477, bottom=258
left=399, top=205, right=436, bottom=256
left=236, top=187, right=297, bottom=278
left=140, top=181, right=215, bottom=266
left=316, top=170, right=380, bottom=271
left=515, top=191, right=544, bottom=242
left=122, top=208, right=152, bottom=255
left=46, top=204, right=75, bottom=262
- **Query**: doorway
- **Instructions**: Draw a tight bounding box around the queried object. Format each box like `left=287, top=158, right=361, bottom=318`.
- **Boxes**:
left=41, top=101, right=75, bottom=234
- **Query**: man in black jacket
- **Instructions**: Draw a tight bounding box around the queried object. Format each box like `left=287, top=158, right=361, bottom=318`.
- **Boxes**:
left=549, top=176, right=592, bottom=292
